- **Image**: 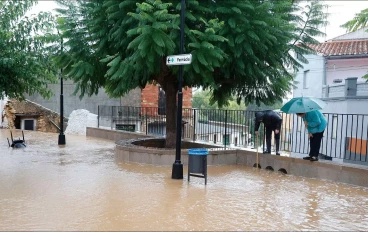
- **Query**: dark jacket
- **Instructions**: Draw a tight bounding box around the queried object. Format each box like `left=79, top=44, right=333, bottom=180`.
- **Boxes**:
left=254, top=110, right=282, bottom=131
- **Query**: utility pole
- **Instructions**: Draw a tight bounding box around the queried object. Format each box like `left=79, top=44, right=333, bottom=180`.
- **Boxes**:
left=171, top=0, right=185, bottom=179
left=58, top=35, right=66, bottom=145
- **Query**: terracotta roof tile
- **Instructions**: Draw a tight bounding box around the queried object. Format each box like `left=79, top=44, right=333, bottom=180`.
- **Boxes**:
left=308, top=40, right=368, bottom=56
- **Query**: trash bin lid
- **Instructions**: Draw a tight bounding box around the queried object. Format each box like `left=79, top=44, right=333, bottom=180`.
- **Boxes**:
left=188, top=148, right=208, bottom=155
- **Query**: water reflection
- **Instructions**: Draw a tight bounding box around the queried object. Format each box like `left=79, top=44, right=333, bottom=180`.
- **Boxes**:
left=0, top=129, right=367, bottom=231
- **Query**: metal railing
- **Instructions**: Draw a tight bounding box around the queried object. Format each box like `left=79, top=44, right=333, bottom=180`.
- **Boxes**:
left=98, top=106, right=368, bottom=164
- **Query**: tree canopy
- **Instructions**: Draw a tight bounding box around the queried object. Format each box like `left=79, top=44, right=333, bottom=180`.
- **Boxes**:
left=341, top=8, right=368, bottom=33
left=54, top=0, right=327, bottom=147
left=192, top=89, right=246, bottom=111
left=341, top=8, right=368, bottom=79
left=0, top=1, right=57, bottom=100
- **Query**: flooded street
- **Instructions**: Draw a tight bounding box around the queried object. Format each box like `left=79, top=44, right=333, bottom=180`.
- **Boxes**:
left=1, top=129, right=368, bottom=231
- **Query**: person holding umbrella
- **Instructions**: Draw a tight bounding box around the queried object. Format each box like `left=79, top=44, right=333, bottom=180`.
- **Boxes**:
left=281, top=97, right=327, bottom=162
left=296, top=110, right=327, bottom=161
left=254, top=110, right=282, bottom=155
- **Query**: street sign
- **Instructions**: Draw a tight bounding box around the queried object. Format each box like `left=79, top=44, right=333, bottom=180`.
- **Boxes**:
left=166, top=54, right=192, bottom=66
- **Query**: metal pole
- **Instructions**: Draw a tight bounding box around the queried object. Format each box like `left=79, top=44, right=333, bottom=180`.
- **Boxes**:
left=172, top=0, right=185, bottom=179
left=193, top=109, right=196, bottom=142
left=256, top=133, right=259, bottom=168
left=224, top=110, right=228, bottom=149
left=58, top=36, right=66, bottom=145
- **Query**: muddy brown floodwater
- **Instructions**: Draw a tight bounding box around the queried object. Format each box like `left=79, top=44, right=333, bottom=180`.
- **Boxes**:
left=0, top=129, right=367, bottom=231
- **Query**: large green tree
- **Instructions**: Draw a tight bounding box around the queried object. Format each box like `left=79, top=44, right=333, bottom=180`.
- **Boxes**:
left=54, top=0, right=327, bottom=148
left=341, top=8, right=368, bottom=33
left=0, top=1, right=57, bottom=99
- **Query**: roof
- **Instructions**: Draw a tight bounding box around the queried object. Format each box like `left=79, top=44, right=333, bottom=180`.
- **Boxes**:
left=329, top=27, right=368, bottom=41
left=308, top=40, right=368, bottom=56
left=306, top=27, right=368, bottom=57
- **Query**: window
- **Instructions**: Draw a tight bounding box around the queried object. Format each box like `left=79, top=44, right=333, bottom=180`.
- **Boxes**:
left=21, top=118, right=36, bottom=131
left=303, top=70, right=310, bottom=89
left=332, top=115, right=338, bottom=139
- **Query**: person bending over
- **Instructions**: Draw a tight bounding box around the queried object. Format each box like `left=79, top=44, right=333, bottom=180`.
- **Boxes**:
left=296, top=110, right=327, bottom=162
left=254, top=110, right=282, bottom=155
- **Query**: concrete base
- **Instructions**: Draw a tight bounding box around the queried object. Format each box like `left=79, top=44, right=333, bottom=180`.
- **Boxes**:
left=88, top=127, right=368, bottom=188
left=87, top=127, right=153, bottom=141
left=115, top=145, right=368, bottom=187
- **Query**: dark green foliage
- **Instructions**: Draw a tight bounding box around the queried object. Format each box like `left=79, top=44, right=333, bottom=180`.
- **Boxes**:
left=53, top=0, right=327, bottom=147
left=0, top=1, right=57, bottom=100
left=341, top=8, right=368, bottom=33
left=54, top=0, right=327, bottom=102
left=341, top=8, right=368, bottom=80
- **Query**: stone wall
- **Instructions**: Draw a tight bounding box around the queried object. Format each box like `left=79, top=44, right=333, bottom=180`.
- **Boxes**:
left=25, top=80, right=141, bottom=117
left=4, top=99, right=63, bottom=133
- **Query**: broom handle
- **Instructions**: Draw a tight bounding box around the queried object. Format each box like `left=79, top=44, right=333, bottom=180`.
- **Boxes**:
left=256, top=133, right=259, bottom=168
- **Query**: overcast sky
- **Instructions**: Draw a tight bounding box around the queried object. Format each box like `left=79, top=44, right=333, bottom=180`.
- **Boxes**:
left=28, top=1, right=368, bottom=42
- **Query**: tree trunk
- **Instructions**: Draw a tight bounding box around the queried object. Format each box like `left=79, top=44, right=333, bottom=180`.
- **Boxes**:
left=163, top=79, right=177, bottom=148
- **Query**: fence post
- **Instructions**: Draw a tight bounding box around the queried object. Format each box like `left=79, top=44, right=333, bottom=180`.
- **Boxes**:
left=145, top=109, right=148, bottom=135
left=263, top=126, right=265, bottom=152
left=193, top=109, right=196, bottom=142
left=111, top=106, right=113, bottom=130
left=97, top=105, right=100, bottom=128
left=224, top=110, right=228, bottom=149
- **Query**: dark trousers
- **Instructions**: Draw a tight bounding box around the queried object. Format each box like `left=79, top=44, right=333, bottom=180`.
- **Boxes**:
left=309, top=131, right=324, bottom=157
left=265, top=127, right=280, bottom=152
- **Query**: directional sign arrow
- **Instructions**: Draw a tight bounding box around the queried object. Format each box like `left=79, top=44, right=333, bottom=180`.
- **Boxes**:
left=166, top=54, right=192, bottom=66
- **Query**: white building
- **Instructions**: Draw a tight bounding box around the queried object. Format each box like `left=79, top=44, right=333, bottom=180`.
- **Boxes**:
left=292, top=28, right=368, bottom=165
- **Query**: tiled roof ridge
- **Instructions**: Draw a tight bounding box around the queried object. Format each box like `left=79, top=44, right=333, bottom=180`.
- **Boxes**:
left=329, top=27, right=368, bottom=41
left=326, top=39, right=368, bottom=43
left=306, top=40, right=368, bottom=56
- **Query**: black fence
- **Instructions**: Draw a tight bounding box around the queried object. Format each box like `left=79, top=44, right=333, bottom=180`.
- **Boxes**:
left=98, top=106, right=368, bottom=164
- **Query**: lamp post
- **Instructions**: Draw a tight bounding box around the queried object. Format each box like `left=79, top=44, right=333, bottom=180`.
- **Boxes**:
left=171, top=0, right=185, bottom=179
left=58, top=36, right=66, bottom=145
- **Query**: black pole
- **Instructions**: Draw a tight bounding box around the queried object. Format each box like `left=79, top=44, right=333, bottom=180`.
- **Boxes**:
left=172, top=0, right=185, bottom=179
left=58, top=37, right=66, bottom=145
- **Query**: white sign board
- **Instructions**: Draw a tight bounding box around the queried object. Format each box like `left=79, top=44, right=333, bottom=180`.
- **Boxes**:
left=166, top=54, right=192, bottom=66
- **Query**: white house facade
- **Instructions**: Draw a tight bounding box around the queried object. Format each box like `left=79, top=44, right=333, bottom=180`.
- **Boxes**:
left=291, top=28, right=368, bottom=165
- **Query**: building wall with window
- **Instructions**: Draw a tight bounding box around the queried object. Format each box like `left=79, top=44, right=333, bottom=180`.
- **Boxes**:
left=292, top=31, right=368, bottom=164
left=293, top=54, right=325, bottom=98
left=3, top=99, right=63, bottom=133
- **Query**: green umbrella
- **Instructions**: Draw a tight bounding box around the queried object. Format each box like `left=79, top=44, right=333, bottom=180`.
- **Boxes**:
left=280, top=97, right=326, bottom=114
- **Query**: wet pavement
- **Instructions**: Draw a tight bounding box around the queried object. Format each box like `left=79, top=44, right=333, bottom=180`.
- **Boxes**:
left=1, top=129, right=368, bottom=231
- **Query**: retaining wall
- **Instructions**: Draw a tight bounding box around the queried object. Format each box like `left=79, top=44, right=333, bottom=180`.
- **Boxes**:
left=87, top=127, right=368, bottom=187
left=86, top=127, right=153, bottom=141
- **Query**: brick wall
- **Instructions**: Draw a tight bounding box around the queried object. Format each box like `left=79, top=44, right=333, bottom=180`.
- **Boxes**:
left=141, top=84, right=159, bottom=108
left=182, top=87, right=192, bottom=109
left=141, top=84, right=192, bottom=109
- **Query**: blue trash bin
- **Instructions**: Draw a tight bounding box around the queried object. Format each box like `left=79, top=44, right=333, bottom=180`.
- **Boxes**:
left=188, top=148, right=208, bottom=174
